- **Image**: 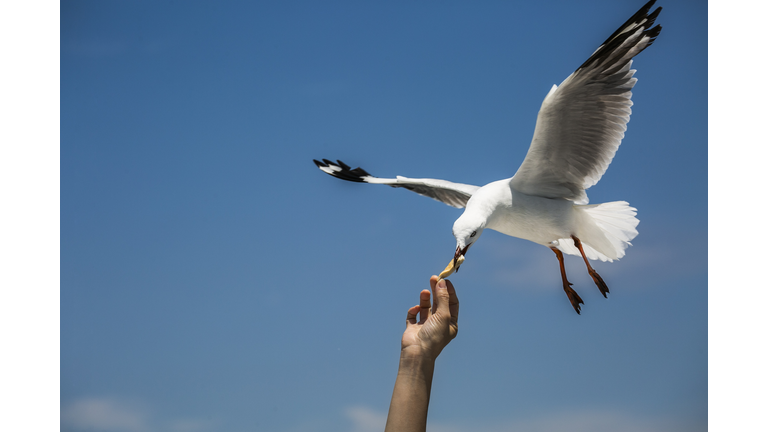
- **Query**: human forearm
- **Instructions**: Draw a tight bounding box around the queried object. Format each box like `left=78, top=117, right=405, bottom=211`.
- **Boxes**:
left=384, top=352, right=436, bottom=432
left=385, top=278, right=459, bottom=432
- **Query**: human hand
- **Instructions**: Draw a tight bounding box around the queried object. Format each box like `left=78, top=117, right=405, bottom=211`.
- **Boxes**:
left=400, top=276, right=459, bottom=361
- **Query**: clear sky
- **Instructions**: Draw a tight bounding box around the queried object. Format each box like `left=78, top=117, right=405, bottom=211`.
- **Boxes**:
left=59, top=1, right=707, bottom=431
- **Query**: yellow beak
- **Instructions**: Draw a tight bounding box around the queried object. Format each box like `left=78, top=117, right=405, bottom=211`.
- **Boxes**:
left=438, top=253, right=466, bottom=280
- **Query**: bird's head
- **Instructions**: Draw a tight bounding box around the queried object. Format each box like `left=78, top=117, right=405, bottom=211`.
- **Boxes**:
left=450, top=215, right=485, bottom=273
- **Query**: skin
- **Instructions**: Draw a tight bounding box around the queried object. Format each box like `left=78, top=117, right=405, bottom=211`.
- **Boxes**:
left=384, top=276, right=459, bottom=432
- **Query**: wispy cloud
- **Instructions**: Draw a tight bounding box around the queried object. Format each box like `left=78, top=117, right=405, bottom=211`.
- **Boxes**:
left=474, top=230, right=706, bottom=293
left=61, top=398, right=149, bottom=432
left=61, top=397, right=215, bottom=432
left=342, top=405, right=701, bottom=432
left=344, top=405, right=387, bottom=432
left=460, top=409, right=698, bottom=432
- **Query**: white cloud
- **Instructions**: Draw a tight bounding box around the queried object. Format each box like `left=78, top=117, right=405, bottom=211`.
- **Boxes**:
left=61, top=397, right=216, bottom=432
left=342, top=405, right=701, bottom=432
left=61, top=398, right=149, bottom=432
left=458, top=409, right=693, bottom=432
left=473, top=230, right=706, bottom=294
left=344, top=405, right=387, bottom=432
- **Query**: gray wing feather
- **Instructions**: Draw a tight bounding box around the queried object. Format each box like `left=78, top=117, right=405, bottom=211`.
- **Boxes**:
left=510, top=1, right=661, bottom=204
left=314, top=159, right=479, bottom=208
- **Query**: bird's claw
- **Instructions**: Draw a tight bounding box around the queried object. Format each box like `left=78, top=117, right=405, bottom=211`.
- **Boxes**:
left=564, top=284, right=584, bottom=314
left=589, top=269, right=609, bottom=298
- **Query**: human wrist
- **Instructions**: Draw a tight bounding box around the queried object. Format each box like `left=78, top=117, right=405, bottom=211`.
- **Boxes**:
left=399, top=346, right=438, bottom=371
left=396, top=355, right=435, bottom=389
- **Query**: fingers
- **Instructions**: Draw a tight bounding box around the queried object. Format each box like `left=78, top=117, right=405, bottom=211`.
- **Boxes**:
left=432, top=278, right=452, bottom=318
left=407, top=276, right=458, bottom=329
left=444, top=278, right=459, bottom=323
left=429, top=275, right=440, bottom=313
left=406, top=305, right=420, bottom=326
left=418, top=289, right=431, bottom=324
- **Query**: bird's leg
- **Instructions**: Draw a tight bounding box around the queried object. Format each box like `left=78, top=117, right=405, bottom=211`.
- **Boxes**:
left=571, top=235, right=609, bottom=298
left=551, top=247, right=583, bottom=314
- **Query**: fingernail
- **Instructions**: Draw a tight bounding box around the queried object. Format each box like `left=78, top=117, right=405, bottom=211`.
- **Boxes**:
left=437, top=279, right=446, bottom=289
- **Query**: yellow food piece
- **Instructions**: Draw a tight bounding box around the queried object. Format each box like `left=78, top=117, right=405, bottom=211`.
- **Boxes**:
left=438, top=255, right=465, bottom=280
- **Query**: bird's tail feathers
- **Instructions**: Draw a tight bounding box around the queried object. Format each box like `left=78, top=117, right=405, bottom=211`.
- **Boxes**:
left=558, top=201, right=639, bottom=262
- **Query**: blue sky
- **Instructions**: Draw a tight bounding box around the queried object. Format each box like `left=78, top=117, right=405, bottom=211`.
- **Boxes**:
left=56, top=1, right=710, bottom=431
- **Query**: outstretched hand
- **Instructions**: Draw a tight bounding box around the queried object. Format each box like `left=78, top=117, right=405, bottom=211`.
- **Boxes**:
left=401, top=276, right=460, bottom=361
left=385, top=276, right=461, bottom=432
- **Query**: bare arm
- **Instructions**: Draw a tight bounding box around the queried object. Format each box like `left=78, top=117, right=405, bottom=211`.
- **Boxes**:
left=384, top=276, right=459, bottom=432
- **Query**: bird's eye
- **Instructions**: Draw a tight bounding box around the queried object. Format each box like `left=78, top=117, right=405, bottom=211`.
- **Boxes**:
left=470, top=231, right=477, bottom=238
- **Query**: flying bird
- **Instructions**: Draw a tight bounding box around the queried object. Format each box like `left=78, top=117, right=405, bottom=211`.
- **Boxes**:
left=314, top=1, right=661, bottom=314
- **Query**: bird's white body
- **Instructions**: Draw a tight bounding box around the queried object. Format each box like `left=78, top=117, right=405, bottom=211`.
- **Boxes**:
left=470, top=180, right=575, bottom=245
left=456, top=179, right=638, bottom=262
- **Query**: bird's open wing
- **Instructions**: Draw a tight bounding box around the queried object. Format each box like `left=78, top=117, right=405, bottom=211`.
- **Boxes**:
left=510, top=0, right=661, bottom=204
left=313, top=159, right=479, bottom=208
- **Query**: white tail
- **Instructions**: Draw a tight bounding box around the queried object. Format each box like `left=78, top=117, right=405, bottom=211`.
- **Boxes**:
left=557, top=201, right=640, bottom=262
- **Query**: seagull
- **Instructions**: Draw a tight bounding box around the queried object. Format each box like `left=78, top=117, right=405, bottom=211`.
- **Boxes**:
left=314, top=0, right=661, bottom=314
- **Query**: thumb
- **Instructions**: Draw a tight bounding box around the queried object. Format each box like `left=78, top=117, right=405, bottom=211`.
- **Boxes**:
left=433, top=279, right=451, bottom=317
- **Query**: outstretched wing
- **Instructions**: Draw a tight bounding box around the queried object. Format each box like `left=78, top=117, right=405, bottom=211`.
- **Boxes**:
left=510, top=0, right=662, bottom=204
left=313, top=159, right=480, bottom=208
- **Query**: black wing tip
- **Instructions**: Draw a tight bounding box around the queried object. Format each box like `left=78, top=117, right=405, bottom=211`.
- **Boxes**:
left=313, top=158, right=372, bottom=183
left=576, top=1, right=663, bottom=73
left=647, top=5, right=662, bottom=23
left=647, top=23, right=662, bottom=40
